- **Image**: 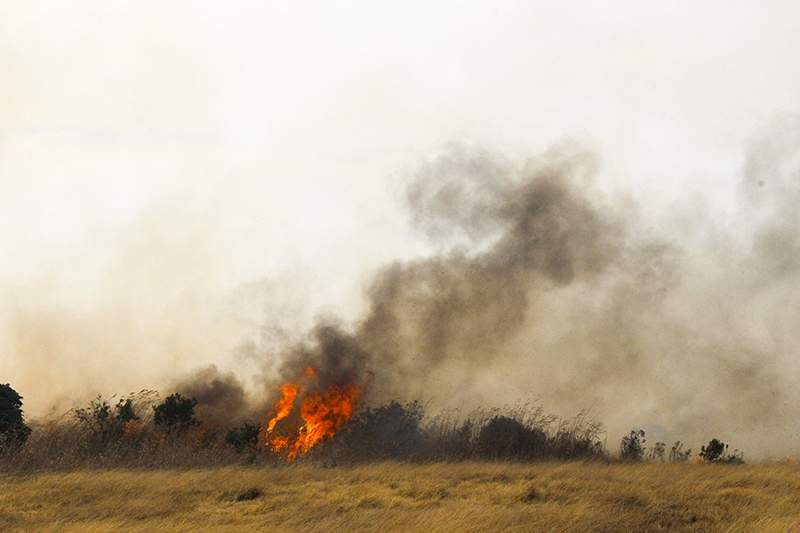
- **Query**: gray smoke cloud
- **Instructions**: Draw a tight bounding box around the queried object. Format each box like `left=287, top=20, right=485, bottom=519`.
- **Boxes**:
left=357, top=141, right=624, bottom=395
left=173, top=365, right=249, bottom=428
left=269, top=122, right=800, bottom=458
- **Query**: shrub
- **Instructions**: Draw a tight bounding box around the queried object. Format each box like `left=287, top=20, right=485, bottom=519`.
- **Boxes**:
left=46, top=394, right=152, bottom=462
left=440, top=418, right=475, bottom=460
left=226, top=422, right=261, bottom=453
left=424, top=404, right=604, bottom=462
left=648, top=441, right=666, bottom=462
left=75, top=397, right=142, bottom=437
left=0, top=384, right=31, bottom=449
left=420, top=408, right=474, bottom=460
left=669, top=441, right=691, bottom=462
left=153, top=394, right=199, bottom=434
left=700, top=438, right=744, bottom=464
left=547, top=410, right=605, bottom=460
left=116, top=399, right=139, bottom=423
left=74, top=397, right=113, bottom=438
left=476, top=416, right=547, bottom=460
left=335, top=400, right=425, bottom=461
left=700, top=438, right=725, bottom=461
left=620, top=430, right=646, bottom=461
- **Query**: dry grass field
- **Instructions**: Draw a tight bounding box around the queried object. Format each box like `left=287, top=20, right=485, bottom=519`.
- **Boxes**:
left=0, top=461, right=797, bottom=532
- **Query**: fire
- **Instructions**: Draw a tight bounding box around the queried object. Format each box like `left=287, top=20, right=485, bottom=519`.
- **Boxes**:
left=263, top=366, right=367, bottom=461
left=266, top=382, right=298, bottom=433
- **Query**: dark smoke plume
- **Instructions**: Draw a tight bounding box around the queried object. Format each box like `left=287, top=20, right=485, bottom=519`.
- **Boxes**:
left=273, top=143, right=627, bottom=401
left=277, top=320, right=371, bottom=391
left=173, top=365, right=249, bottom=427
left=268, top=125, right=800, bottom=457
left=358, top=142, right=625, bottom=400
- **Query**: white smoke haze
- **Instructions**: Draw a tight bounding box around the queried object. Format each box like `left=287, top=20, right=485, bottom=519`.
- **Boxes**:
left=1, top=2, right=800, bottom=457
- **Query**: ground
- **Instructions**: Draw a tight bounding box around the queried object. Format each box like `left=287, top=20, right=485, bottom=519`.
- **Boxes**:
left=0, top=461, right=797, bottom=532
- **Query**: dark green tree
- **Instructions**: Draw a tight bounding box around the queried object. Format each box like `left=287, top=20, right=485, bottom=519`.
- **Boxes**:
left=153, top=393, right=199, bottom=434
left=0, top=383, right=31, bottom=448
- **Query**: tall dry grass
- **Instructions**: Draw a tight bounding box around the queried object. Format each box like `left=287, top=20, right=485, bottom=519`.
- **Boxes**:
left=2, top=397, right=607, bottom=471
left=0, top=461, right=797, bottom=532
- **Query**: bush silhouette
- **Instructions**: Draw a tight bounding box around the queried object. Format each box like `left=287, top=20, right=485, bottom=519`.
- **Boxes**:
left=226, top=422, right=261, bottom=453
left=153, top=394, right=199, bottom=434
left=425, top=404, right=604, bottom=462
left=115, top=398, right=139, bottom=423
left=619, top=430, right=646, bottom=461
left=0, top=383, right=31, bottom=449
left=700, top=438, right=725, bottom=461
left=700, top=438, right=743, bottom=463
left=336, top=400, right=425, bottom=460
left=669, top=441, right=691, bottom=462
left=74, top=395, right=144, bottom=452
left=75, top=397, right=113, bottom=438
left=648, top=441, right=666, bottom=462
left=476, top=416, right=546, bottom=459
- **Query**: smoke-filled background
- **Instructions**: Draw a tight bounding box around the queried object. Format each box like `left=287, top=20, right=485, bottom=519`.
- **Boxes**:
left=2, top=2, right=800, bottom=457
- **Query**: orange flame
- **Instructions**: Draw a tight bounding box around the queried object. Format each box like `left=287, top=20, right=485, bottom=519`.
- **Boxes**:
left=263, top=366, right=366, bottom=461
left=266, top=382, right=298, bottom=433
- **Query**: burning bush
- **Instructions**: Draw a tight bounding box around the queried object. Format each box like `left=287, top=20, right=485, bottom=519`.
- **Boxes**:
left=262, top=366, right=368, bottom=461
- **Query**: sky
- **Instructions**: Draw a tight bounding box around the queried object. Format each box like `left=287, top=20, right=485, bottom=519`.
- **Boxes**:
left=2, top=1, right=800, bottom=454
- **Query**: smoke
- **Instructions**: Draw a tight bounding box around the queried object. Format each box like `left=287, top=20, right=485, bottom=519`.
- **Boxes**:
left=741, top=116, right=800, bottom=282
left=273, top=142, right=621, bottom=390
left=0, top=189, right=249, bottom=418
left=269, top=124, right=800, bottom=457
left=357, top=142, right=623, bottom=396
left=173, top=365, right=249, bottom=428
left=8, top=120, right=800, bottom=458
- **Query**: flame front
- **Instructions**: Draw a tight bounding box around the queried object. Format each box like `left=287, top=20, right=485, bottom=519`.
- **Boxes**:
left=263, top=367, right=365, bottom=461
